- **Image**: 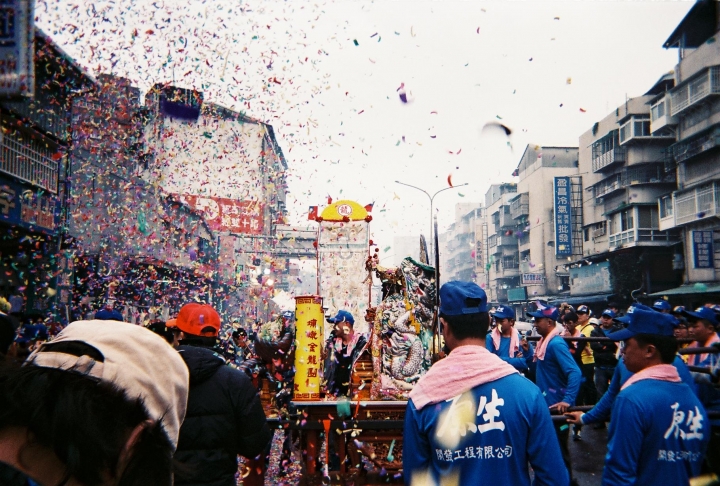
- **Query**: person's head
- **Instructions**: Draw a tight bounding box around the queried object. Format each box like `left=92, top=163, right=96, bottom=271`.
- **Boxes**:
left=600, top=309, right=616, bottom=329
left=607, top=302, right=620, bottom=314
left=527, top=304, right=560, bottom=338
left=576, top=305, right=590, bottom=324
left=146, top=320, right=174, bottom=345
left=652, top=299, right=672, bottom=314
left=608, top=305, right=678, bottom=372
left=673, top=320, right=689, bottom=339
left=682, top=307, right=719, bottom=343
left=165, top=318, right=181, bottom=348
left=562, top=311, right=579, bottom=334
left=327, top=310, right=355, bottom=338
left=438, top=281, right=489, bottom=350
left=491, top=306, right=515, bottom=335
left=0, top=320, right=189, bottom=486
left=233, top=328, right=248, bottom=347
left=175, top=303, right=221, bottom=347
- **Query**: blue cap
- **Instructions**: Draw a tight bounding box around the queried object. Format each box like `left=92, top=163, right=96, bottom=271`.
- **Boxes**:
left=576, top=305, right=590, bottom=315
left=600, top=309, right=616, bottom=318
left=672, top=305, right=685, bottom=315
left=15, top=324, right=48, bottom=345
left=439, top=281, right=488, bottom=316
left=527, top=302, right=560, bottom=321
left=681, top=306, right=719, bottom=327
left=491, top=306, right=515, bottom=320
left=327, top=310, right=355, bottom=326
left=607, top=306, right=676, bottom=341
left=281, top=310, right=294, bottom=319
left=652, top=300, right=672, bottom=312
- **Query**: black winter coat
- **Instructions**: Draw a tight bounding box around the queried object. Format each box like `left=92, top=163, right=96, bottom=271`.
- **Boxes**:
left=175, top=345, right=272, bottom=486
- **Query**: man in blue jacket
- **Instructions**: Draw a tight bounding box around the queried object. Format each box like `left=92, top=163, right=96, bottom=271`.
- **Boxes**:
left=486, top=305, right=533, bottom=373
left=403, top=281, right=567, bottom=486
left=596, top=305, right=709, bottom=485
left=528, top=303, right=581, bottom=486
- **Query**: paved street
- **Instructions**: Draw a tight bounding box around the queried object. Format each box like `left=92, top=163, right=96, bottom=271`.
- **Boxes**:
left=569, top=423, right=609, bottom=486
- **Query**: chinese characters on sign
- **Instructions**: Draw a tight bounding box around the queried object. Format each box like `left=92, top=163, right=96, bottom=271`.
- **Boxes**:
left=294, top=295, right=324, bottom=400
left=656, top=402, right=706, bottom=463
left=521, top=273, right=545, bottom=286
left=0, top=180, right=59, bottom=234
left=180, top=194, right=264, bottom=235
left=553, top=177, right=573, bottom=257
left=0, top=0, right=34, bottom=98
left=692, top=231, right=714, bottom=269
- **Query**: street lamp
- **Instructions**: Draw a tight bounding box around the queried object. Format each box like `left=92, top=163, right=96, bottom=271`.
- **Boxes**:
left=395, top=180, right=469, bottom=262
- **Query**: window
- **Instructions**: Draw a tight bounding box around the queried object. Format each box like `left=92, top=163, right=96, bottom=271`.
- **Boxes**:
left=592, top=130, right=618, bottom=159
left=637, top=206, right=658, bottom=229
left=659, top=195, right=673, bottom=219
left=610, top=209, right=634, bottom=234
left=651, top=100, right=665, bottom=121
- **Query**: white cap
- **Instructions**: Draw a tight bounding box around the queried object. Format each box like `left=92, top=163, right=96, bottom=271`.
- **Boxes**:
left=26, top=320, right=189, bottom=449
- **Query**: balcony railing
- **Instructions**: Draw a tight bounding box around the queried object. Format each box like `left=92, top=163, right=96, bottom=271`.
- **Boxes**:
left=671, top=66, right=720, bottom=116
left=594, top=164, right=675, bottom=200
left=0, top=127, right=58, bottom=193
left=671, top=128, right=720, bottom=164
left=510, top=193, right=529, bottom=220
left=609, top=228, right=681, bottom=248
left=592, top=147, right=627, bottom=173
left=1, top=97, right=69, bottom=142
left=674, top=182, right=720, bottom=226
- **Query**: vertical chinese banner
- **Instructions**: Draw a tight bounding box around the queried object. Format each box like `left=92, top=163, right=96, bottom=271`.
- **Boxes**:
left=553, top=176, right=573, bottom=257
left=294, top=295, right=324, bottom=400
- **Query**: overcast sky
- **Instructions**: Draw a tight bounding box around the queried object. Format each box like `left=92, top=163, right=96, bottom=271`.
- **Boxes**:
left=37, top=0, right=694, bottom=263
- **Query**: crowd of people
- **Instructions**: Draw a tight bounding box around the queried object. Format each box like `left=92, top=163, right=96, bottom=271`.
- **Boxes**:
left=0, top=286, right=718, bottom=485
left=405, top=284, right=720, bottom=485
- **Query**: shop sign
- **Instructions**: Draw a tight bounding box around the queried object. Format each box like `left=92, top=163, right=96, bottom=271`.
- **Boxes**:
left=0, top=177, right=59, bottom=234
left=0, top=0, right=34, bottom=98
left=554, top=177, right=572, bottom=257
left=522, top=273, right=545, bottom=285
left=507, top=287, right=528, bottom=302
left=179, top=194, right=264, bottom=235
left=692, top=231, right=714, bottom=269
left=570, top=261, right=611, bottom=296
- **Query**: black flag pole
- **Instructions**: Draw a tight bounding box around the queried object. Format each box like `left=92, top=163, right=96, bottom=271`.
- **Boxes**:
left=433, top=214, right=441, bottom=360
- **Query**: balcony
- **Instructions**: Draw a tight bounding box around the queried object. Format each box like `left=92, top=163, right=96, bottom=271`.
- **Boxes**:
left=0, top=126, right=58, bottom=193
left=670, top=66, right=720, bottom=117
left=594, top=164, right=675, bottom=201
left=671, top=127, right=720, bottom=164
left=650, top=95, right=678, bottom=135
left=619, top=115, right=675, bottom=145
left=674, top=182, right=720, bottom=226
left=592, top=147, right=627, bottom=173
left=2, top=97, right=69, bottom=142
left=510, top=193, right=529, bottom=220
left=609, top=228, right=681, bottom=248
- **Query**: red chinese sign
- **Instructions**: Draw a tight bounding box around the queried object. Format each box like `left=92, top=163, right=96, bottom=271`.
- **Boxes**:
left=179, top=195, right=264, bottom=235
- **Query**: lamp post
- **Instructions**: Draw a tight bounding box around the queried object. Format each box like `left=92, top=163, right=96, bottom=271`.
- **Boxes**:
left=395, top=181, right=469, bottom=262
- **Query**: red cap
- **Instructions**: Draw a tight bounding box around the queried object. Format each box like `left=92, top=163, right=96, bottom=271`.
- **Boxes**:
left=175, top=303, right=220, bottom=337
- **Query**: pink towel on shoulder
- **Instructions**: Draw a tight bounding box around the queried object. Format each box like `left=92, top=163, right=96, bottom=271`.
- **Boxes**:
left=409, top=345, right=518, bottom=410
left=620, top=364, right=681, bottom=391
left=688, top=333, right=720, bottom=366
left=534, top=326, right=561, bottom=361
left=491, top=326, right=520, bottom=358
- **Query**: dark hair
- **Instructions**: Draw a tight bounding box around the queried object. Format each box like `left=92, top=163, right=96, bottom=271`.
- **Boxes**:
left=0, top=314, right=15, bottom=355
left=633, top=333, right=678, bottom=364
left=0, top=345, right=175, bottom=485
left=562, top=311, right=579, bottom=324
left=439, top=311, right=490, bottom=340
left=179, top=334, right=217, bottom=348
left=147, top=321, right=174, bottom=345
left=232, top=328, right=247, bottom=339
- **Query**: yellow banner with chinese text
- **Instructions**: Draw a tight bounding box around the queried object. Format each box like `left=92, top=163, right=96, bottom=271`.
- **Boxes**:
left=294, top=295, right=324, bottom=400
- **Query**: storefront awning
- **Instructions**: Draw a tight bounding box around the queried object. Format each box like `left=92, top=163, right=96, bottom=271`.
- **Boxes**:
left=649, top=283, right=720, bottom=297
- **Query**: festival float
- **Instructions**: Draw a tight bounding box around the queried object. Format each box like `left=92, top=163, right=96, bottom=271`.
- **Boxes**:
left=275, top=200, right=439, bottom=485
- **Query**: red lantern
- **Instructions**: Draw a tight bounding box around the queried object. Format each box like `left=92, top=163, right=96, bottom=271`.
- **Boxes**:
left=365, top=215, right=373, bottom=222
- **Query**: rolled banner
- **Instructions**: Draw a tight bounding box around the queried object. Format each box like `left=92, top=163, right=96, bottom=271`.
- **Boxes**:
left=294, top=295, right=324, bottom=400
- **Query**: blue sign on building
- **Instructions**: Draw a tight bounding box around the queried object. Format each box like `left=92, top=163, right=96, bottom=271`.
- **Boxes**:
left=692, top=230, right=714, bottom=269
left=0, top=176, right=60, bottom=235
left=554, top=177, right=572, bottom=257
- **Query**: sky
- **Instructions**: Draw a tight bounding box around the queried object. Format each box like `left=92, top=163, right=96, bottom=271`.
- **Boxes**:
left=36, top=0, right=695, bottom=264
